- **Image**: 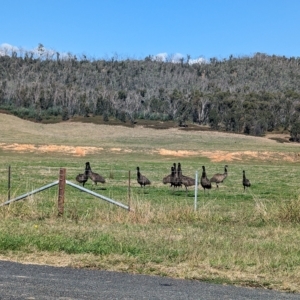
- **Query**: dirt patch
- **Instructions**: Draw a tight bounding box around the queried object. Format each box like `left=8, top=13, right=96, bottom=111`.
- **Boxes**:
left=158, top=149, right=199, bottom=157
left=0, top=143, right=103, bottom=157
left=1, top=143, right=300, bottom=162
left=157, top=148, right=300, bottom=162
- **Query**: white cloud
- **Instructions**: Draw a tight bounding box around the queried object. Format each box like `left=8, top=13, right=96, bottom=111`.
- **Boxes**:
left=0, top=43, right=63, bottom=59
left=153, top=52, right=168, bottom=62
left=0, top=44, right=208, bottom=64
left=152, top=52, right=185, bottom=63
left=0, top=43, right=19, bottom=55
left=153, top=52, right=207, bottom=64
left=170, top=53, right=184, bottom=63
left=188, top=57, right=207, bottom=65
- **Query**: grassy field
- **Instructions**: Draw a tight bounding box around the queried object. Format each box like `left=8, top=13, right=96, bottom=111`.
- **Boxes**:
left=0, top=114, right=300, bottom=293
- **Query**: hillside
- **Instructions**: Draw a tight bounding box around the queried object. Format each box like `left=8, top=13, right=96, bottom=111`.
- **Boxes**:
left=1, top=52, right=300, bottom=139
left=1, top=113, right=298, bottom=164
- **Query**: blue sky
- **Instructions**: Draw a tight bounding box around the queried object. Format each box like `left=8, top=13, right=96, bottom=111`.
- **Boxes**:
left=1, top=0, right=299, bottom=61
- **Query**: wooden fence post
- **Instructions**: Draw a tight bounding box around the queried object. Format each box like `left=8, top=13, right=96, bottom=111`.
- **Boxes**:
left=58, top=168, right=66, bottom=216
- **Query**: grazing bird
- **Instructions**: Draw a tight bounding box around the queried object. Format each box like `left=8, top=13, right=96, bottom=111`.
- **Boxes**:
left=177, top=163, right=195, bottom=192
left=163, top=164, right=183, bottom=190
left=210, top=165, right=228, bottom=188
left=163, top=167, right=175, bottom=187
left=85, top=162, right=105, bottom=188
left=163, top=166, right=173, bottom=186
left=170, top=165, right=179, bottom=189
left=201, top=165, right=211, bottom=192
left=163, top=174, right=172, bottom=185
left=163, top=165, right=180, bottom=188
left=170, top=163, right=182, bottom=189
left=75, top=169, right=89, bottom=187
left=177, top=162, right=183, bottom=178
left=243, top=170, right=251, bottom=191
left=136, top=167, right=151, bottom=187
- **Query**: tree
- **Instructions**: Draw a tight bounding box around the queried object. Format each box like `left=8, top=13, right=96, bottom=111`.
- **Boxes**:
left=209, top=108, right=219, bottom=130
left=166, top=89, right=183, bottom=121
left=290, top=119, right=300, bottom=142
left=62, top=106, right=69, bottom=121
left=37, top=43, right=45, bottom=59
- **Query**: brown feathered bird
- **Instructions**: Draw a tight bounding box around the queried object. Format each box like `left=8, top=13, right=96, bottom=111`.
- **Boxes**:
left=172, top=163, right=182, bottom=188
left=85, top=162, right=105, bottom=188
left=137, top=167, right=151, bottom=187
left=163, top=166, right=173, bottom=186
left=243, top=170, right=251, bottom=191
left=163, top=164, right=180, bottom=188
left=201, top=165, right=211, bottom=192
left=210, top=165, right=228, bottom=188
left=177, top=163, right=195, bottom=192
left=170, top=165, right=181, bottom=189
left=76, top=168, right=89, bottom=187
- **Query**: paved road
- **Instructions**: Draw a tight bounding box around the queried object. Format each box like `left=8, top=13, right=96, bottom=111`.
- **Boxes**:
left=0, top=260, right=299, bottom=299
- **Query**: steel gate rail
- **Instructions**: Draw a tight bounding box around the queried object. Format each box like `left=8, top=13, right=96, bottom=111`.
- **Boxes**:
left=0, top=168, right=130, bottom=212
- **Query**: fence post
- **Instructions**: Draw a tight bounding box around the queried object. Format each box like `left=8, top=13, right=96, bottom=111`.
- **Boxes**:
left=58, top=168, right=66, bottom=216
left=8, top=165, right=11, bottom=201
left=128, top=170, right=131, bottom=211
left=194, top=171, right=198, bottom=211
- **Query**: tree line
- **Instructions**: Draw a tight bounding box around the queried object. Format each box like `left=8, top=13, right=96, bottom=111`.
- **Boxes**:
left=1, top=46, right=300, bottom=140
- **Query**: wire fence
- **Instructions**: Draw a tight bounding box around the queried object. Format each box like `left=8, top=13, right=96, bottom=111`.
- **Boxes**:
left=0, top=163, right=202, bottom=209
left=0, top=165, right=129, bottom=198
left=1, top=162, right=300, bottom=207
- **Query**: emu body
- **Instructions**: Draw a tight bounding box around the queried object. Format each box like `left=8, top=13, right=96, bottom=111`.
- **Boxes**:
left=201, top=165, right=211, bottom=192
left=243, top=170, right=251, bottom=191
left=76, top=170, right=89, bottom=187
left=177, top=163, right=195, bottom=192
left=137, top=167, right=151, bottom=187
left=210, top=165, right=228, bottom=188
left=85, top=162, right=105, bottom=188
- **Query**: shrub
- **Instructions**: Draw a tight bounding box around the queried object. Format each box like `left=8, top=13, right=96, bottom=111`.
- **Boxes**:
left=277, top=199, right=300, bottom=223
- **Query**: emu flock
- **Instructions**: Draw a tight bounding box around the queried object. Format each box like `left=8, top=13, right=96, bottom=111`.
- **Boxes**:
left=76, top=162, right=251, bottom=193
left=76, top=162, right=105, bottom=188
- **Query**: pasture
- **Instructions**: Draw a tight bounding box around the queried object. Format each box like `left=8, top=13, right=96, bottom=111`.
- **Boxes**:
left=0, top=114, right=300, bottom=293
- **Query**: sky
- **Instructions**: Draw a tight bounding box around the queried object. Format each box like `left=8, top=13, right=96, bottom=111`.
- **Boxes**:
left=1, top=0, right=300, bottom=62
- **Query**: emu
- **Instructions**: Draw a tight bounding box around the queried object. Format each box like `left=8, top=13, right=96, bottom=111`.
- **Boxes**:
left=210, top=165, right=228, bottom=188
left=75, top=169, right=89, bottom=187
left=85, top=162, right=105, bottom=188
left=201, top=165, right=211, bottom=192
left=170, top=165, right=180, bottom=189
left=243, top=170, right=251, bottom=191
left=163, top=164, right=180, bottom=188
left=163, top=174, right=172, bottom=185
left=163, top=166, right=173, bottom=186
left=177, top=162, right=195, bottom=192
left=136, top=167, right=151, bottom=187
left=172, top=163, right=182, bottom=188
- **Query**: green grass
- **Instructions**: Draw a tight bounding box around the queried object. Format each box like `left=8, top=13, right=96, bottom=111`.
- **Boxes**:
left=0, top=114, right=300, bottom=293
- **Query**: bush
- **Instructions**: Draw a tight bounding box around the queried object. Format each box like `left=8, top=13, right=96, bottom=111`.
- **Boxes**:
left=277, top=199, right=300, bottom=223
left=62, top=106, right=69, bottom=121
left=290, top=120, right=300, bottom=142
left=11, top=107, right=37, bottom=119
left=103, top=112, right=109, bottom=122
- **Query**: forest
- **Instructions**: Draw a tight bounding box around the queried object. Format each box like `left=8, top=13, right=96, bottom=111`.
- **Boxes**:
left=1, top=44, right=300, bottom=140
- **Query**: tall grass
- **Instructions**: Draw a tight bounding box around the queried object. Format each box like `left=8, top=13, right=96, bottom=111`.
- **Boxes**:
left=1, top=195, right=300, bottom=291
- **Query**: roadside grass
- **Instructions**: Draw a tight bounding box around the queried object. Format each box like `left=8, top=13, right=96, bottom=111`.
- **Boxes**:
left=0, top=114, right=300, bottom=293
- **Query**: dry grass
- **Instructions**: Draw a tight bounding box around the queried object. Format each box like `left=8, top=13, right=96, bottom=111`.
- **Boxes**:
left=0, top=200, right=300, bottom=292
left=1, top=114, right=300, bottom=165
